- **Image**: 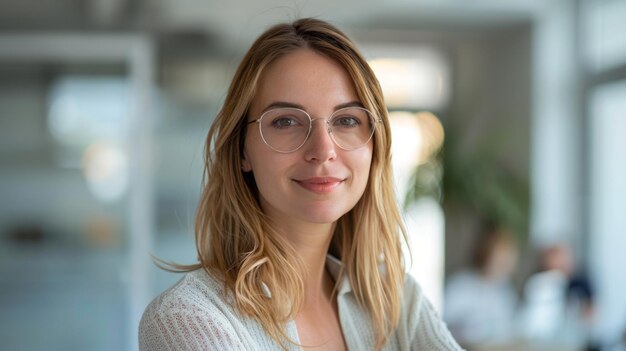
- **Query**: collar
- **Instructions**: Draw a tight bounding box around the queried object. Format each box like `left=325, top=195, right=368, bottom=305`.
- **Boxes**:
left=326, top=254, right=352, bottom=296
left=260, top=255, right=353, bottom=298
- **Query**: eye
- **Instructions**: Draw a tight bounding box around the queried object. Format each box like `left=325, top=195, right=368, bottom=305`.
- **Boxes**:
left=270, top=116, right=302, bottom=129
left=332, top=115, right=361, bottom=128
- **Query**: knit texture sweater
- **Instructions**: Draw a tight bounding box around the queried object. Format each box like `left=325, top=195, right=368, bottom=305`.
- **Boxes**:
left=139, top=256, right=463, bottom=350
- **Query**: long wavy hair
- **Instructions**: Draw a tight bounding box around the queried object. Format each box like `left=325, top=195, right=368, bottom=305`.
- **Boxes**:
left=170, top=18, right=408, bottom=350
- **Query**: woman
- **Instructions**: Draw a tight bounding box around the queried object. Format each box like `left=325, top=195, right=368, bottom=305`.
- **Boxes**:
left=139, top=18, right=462, bottom=351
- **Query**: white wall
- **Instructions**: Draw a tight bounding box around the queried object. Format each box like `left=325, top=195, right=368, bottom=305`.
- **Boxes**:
left=589, top=80, right=626, bottom=347
left=530, top=0, right=582, bottom=250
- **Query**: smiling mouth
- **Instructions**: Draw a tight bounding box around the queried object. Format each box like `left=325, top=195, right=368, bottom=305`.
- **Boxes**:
left=293, top=177, right=344, bottom=193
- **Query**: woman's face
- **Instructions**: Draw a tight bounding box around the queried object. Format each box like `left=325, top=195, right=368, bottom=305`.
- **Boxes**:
left=242, top=48, right=373, bottom=231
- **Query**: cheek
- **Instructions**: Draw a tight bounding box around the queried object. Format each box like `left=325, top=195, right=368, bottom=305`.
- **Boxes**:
left=246, top=150, right=292, bottom=189
left=352, top=149, right=374, bottom=190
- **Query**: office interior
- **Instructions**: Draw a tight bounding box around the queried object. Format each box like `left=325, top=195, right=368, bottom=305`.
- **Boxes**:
left=1, top=0, right=625, bottom=350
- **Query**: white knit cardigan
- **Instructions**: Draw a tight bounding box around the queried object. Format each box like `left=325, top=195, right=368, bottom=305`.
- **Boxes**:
left=139, top=255, right=463, bottom=350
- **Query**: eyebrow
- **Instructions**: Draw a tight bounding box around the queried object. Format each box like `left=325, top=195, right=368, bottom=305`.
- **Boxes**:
left=260, top=100, right=364, bottom=114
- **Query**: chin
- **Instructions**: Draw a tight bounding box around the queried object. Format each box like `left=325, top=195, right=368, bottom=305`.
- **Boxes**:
left=299, top=206, right=351, bottom=224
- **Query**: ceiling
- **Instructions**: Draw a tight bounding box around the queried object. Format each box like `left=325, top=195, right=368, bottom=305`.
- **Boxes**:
left=0, top=0, right=539, bottom=54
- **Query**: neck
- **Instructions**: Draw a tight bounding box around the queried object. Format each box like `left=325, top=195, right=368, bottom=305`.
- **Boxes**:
left=299, top=241, right=334, bottom=303
left=274, top=219, right=337, bottom=303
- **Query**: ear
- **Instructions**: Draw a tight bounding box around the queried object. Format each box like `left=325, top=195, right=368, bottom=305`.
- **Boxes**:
left=241, top=150, right=252, bottom=172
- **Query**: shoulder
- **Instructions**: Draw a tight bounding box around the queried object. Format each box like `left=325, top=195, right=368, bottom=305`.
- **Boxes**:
left=399, top=273, right=431, bottom=317
left=398, top=273, right=464, bottom=350
left=145, top=269, right=228, bottom=313
left=139, top=269, right=247, bottom=350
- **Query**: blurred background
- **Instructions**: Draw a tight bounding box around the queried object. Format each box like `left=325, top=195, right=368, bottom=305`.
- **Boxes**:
left=1, top=0, right=625, bottom=350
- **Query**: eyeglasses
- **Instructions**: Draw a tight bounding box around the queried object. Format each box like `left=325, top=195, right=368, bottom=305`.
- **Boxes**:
left=247, top=107, right=379, bottom=153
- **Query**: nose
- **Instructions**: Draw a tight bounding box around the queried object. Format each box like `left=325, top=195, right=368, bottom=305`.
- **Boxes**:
left=303, top=118, right=336, bottom=162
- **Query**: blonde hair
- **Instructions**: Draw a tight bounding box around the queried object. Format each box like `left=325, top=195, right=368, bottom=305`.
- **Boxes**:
left=171, top=18, right=407, bottom=350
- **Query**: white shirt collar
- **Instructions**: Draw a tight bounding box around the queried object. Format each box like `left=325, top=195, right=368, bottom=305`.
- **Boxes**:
left=326, top=254, right=352, bottom=295
left=260, top=254, right=352, bottom=298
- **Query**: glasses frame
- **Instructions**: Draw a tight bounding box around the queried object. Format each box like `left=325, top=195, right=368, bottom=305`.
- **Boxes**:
left=247, top=106, right=381, bottom=153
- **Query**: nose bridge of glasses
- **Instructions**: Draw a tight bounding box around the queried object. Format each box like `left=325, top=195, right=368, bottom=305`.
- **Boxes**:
left=309, top=117, right=333, bottom=134
left=307, top=117, right=334, bottom=140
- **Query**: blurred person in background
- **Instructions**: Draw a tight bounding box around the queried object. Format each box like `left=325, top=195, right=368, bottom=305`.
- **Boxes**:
left=138, top=18, right=462, bottom=351
left=443, top=223, right=519, bottom=349
left=520, top=242, right=597, bottom=350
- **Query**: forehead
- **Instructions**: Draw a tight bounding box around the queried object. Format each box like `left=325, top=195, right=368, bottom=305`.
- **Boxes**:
left=250, top=48, right=359, bottom=115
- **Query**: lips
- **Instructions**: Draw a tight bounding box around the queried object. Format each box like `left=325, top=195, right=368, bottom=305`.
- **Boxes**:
left=293, top=176, right=344, bottom=193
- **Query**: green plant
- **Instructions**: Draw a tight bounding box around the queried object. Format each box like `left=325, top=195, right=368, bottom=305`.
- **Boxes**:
left=404, top=126, right=529, bottom=242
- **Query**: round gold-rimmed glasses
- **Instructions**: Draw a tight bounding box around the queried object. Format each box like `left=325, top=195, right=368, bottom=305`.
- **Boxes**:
left=247, top=107, right=379, bottom=153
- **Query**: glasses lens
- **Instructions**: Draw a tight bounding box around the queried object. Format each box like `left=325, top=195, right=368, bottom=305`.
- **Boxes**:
left=257, top=107, right=376, bottom=152
left=259, top=108, right=310, bottom=152
left=329, top=107, right=375, bottom=150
